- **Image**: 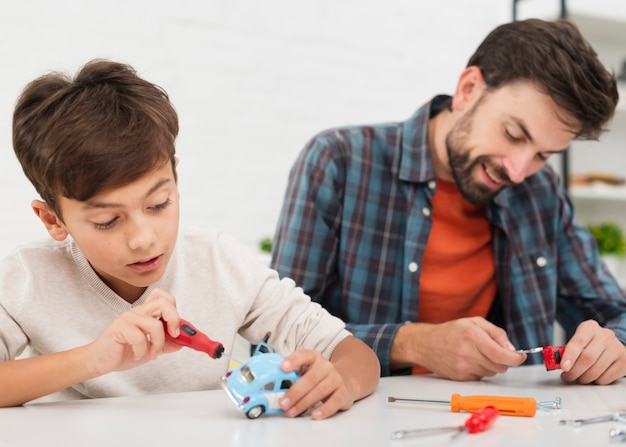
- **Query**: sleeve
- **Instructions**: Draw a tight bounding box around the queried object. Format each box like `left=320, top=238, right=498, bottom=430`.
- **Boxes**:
left=270, top=132, right=400, bottom=375
left=556, top=190, right=626, bottom=342
left=213, top=231, right=350, bottom=359
left=0, top=254, right=30, bottom=361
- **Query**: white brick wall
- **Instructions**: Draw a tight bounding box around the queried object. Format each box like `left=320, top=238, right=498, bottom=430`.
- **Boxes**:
left=1, top=0, right=624, bottom=257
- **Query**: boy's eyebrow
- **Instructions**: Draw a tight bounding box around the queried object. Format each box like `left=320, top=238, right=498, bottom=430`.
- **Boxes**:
left=83, top=178, right=172, bottom=209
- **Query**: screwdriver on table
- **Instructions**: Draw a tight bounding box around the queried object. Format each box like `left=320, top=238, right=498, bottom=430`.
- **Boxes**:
left=161, top=318, right=226, bottom=359
left=390, top=405, right=499, bottom=440
left=388, top=393, right=536, bottom=417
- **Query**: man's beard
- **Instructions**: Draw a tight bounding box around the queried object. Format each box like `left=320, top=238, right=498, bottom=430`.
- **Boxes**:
left=445, top=105, right=511, bottom=206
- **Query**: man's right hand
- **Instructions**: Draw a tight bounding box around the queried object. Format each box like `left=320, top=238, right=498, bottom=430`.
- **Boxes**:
left=389, top=317, right=525, bottom=381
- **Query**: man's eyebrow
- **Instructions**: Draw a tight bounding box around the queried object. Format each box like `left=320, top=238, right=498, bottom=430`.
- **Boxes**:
left=512, top=117, right=534, bottom=145
left=512, top=117, right=568, bottom=154
left=83, top=178, right=171, bottom=209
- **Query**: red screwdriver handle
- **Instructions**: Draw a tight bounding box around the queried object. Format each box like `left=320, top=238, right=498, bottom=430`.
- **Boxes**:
left=465, top=406, right=499, bottom=434
left=542, top=346, right=565, bottom=371
left=162, top=318, right=225, bottom=359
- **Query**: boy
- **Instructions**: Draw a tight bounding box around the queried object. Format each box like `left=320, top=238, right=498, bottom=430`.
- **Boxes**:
left=0, top=59, right=380, bottom=419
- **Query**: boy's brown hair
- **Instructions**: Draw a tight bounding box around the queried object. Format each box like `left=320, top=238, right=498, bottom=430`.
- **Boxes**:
left=467, top=18, right=618, bottom=140
left=12, top=59, right=179, bottom=219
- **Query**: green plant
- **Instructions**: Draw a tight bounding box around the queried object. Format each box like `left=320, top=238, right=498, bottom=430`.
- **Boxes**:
left=259, top=237, right=273, bottom=254
left=587, top=222, right=626, bottom=256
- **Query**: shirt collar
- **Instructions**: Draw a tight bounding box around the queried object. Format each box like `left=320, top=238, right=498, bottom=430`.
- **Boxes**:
left=399, top=95, right=450, bottom=184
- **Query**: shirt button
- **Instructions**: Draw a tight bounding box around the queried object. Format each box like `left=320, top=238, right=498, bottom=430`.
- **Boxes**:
left=428, top=180, right=436, bottom=190
left=422, top=207, right=431, bottom=217
left=536, top=256, right=547, bottom=267
left=408, top=262, right=419, bottom=273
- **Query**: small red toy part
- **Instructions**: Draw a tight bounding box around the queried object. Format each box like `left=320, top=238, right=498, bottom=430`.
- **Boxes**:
left=162, top=318, right=225, bottom=359
left=542, top=346, right=565, bottom=371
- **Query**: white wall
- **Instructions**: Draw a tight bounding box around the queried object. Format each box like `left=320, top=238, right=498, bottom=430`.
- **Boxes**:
left=1, top=0, right=625, bottom=257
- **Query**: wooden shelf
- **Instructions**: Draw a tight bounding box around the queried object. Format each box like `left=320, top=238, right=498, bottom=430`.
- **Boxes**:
left=570, top=184, right=626, bottom=201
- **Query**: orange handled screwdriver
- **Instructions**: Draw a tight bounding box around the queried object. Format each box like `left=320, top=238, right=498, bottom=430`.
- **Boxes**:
left=388, top=393, right=536, bottom=417
left=390, top=405, right=499, bottom=440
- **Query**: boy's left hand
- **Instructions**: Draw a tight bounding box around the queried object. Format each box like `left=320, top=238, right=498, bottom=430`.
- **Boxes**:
left=278, top=350, right=354, bottom=420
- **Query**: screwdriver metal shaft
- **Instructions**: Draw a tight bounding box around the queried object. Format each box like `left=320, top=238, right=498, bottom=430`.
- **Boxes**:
left=391, top=406, right=499, bottom=440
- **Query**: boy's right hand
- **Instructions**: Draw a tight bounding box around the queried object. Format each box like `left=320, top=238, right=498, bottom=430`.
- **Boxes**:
left=85, top=289, right=183, bottom=377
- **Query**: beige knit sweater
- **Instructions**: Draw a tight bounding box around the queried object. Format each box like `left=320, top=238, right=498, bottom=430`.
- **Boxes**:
left=0, top=227, right=349, bottom=403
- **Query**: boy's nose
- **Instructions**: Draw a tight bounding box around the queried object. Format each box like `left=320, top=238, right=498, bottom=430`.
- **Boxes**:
left=127, top=220, right=155, bottom=250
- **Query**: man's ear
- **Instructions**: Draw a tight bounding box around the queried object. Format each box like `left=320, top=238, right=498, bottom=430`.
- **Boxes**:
left=31, top=200, right=69, bottom=241
left=451, top=66, right=485, bottom=111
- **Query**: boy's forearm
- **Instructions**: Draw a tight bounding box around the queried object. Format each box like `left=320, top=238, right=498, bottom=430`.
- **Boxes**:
left=0, top=346, right=93, bottom=407
left=331, top=336, right=380, bottom=401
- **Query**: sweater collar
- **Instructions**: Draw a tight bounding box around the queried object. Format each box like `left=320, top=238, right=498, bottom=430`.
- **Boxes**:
left=69, top=240, right=175, bottom=311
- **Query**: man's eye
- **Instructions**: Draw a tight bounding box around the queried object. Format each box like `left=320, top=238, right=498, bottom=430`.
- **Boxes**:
left=536, top=152, right=550, bottom=161
left=505, top=130, right=522, bottom=142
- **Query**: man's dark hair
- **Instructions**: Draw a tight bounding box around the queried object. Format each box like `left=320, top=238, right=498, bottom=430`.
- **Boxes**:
left=12, top=59, right=179, bottom=218
left=467, top=18, right=618, bottom=140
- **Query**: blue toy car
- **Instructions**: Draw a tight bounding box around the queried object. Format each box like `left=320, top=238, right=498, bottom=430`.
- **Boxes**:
left=221, top=342, right=301, bottom=419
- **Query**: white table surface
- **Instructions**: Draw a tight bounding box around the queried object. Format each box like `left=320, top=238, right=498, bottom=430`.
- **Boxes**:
left=1, top=365, right=624, bottom=446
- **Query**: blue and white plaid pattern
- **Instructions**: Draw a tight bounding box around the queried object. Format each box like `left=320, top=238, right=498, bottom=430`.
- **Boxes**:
left=272, top=96, right=626, bottom=376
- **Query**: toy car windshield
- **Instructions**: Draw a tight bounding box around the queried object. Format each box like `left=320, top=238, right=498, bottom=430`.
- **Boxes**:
left=221, top=342, right=301, bottom=419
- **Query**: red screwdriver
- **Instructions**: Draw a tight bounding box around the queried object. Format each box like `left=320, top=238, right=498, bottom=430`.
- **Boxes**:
left=161, top=318, right=225, bottom=359
left=390, top=405, right=499, bottom=440
left=516, top=345, right=566, bottom=370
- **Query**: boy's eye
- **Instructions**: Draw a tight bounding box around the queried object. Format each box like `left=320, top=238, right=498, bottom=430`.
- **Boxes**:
left=91, top=198, right=171, bottom=229
left=94, top=217, right=118, bottom=230
left=151, top=198, right=172, bottom=212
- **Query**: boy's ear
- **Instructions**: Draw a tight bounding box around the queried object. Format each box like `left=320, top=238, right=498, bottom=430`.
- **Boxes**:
left=31, top=200, right=69, bottom=241
left=451, top=66, right=485, bottom=111
left=174, top=156, right=179, bottom=184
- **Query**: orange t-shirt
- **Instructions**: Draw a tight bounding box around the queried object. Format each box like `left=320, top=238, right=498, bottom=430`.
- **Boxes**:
left=412, top=178, right=497, bottom=374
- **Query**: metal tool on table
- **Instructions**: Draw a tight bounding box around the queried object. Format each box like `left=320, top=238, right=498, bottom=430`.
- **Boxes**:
left=516, top=345, right=565, bottom=370
left=537, top=397, right=562, bottom=411
left=388, top=393, right=537, bottom=417
left=559, top=413, right=626, bottom=427
left=161, top=318, right=225, bottom=359
left=610, top=428, right=626, bottom=443
left=390, top=405, right=499, bottom=440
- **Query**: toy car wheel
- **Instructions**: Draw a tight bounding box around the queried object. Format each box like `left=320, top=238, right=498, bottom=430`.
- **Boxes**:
left=246, top=405, right=265, bottom=419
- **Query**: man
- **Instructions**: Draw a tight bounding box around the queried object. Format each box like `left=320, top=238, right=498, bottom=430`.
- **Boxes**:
left=271, top=19, right=626, bottom=384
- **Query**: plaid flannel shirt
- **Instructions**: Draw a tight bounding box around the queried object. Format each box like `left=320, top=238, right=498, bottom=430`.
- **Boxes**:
left=271, top=96, right=626, bottom=376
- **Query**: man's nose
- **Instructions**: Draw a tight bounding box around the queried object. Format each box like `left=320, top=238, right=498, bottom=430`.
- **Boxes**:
left=502, top=150, right=535, bottom=184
